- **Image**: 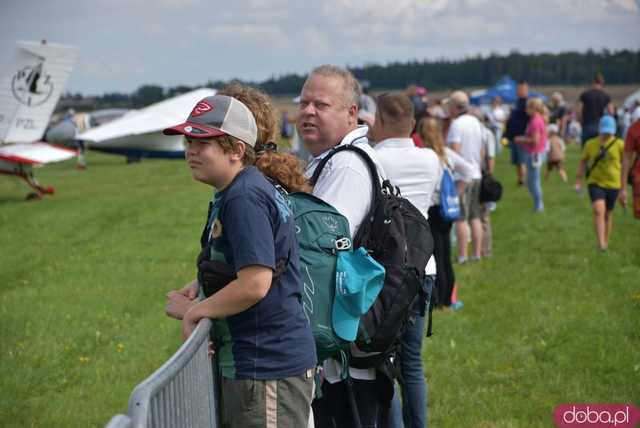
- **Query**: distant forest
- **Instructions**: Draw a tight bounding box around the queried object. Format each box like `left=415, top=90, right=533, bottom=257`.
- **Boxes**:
left=61, top=49, right=640, bottom=110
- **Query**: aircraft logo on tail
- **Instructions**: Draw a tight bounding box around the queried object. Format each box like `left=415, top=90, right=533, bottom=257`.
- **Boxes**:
left=11, top=60, right=54, bottom=107
left=0, top=40, right=79, bottom=199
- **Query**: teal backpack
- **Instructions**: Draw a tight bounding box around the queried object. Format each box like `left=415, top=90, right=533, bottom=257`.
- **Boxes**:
left=286, top=192, right=352, bottom=363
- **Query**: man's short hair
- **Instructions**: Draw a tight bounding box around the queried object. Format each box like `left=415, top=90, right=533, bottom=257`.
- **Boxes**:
left=308, top=65, right=360, bottom=108
left=376, top=93, right=415, bottom=133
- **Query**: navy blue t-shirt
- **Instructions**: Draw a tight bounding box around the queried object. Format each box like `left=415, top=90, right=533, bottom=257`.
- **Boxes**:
left=205, top=166, right=316, bottom=380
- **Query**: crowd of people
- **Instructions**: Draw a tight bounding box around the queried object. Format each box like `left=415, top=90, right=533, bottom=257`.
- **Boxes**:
left=159, top=66, right=638, bottom=428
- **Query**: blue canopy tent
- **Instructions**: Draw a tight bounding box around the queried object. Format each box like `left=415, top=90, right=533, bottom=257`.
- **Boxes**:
left=470, top=76, right=547, bottom=105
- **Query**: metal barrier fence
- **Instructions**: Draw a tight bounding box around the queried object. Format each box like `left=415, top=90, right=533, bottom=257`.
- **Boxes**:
left=105, top=319, right=219, bottom=428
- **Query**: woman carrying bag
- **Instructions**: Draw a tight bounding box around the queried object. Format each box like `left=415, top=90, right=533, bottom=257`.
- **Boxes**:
left=420, top=117, right=473, bottom=310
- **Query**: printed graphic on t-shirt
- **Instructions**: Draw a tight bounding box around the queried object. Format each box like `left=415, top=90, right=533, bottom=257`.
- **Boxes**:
left=274, top=189, right=292, bottom=222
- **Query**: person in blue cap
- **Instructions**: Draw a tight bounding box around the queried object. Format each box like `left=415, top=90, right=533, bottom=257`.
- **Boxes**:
left=575, top=115, right=625, bottom=251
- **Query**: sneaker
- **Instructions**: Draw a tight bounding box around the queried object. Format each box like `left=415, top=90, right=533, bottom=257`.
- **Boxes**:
left=451, top=301, right=464, bottom=311
left=457, top=256, right=468, bottom=264
left=470, top=255, right=481, bottom=262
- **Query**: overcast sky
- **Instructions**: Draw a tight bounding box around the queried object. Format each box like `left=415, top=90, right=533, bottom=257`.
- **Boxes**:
left=1, top=0, right=639, bottom=95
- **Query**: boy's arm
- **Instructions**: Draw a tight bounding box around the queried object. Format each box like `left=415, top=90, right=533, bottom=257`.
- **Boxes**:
left=182, top=265, right=272, bottom=340
left=165, top=278, right=199, bottom=320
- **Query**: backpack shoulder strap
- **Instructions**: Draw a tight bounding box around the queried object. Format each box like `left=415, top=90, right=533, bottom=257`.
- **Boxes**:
left=442, top=157, right=453, bottom=174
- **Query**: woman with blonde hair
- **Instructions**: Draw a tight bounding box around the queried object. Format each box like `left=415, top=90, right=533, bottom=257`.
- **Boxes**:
left=516, top=97, right=548, bottom=212
left=420, top=117, right=473, bottom=310
left=217, top=83, right=311, bottom=193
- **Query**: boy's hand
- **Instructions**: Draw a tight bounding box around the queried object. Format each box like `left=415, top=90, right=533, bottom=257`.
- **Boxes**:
left=166, top=291, right=197, bottom=320
left=179, top=280, right=199, bottom=300
left=182, top=307, right=202, bottom=342
left=619, top=188, right=627, bottom=208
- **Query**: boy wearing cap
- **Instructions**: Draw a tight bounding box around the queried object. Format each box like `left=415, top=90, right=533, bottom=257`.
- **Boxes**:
left=575, top=115, right=625, bottom=251
left=163, top=95, right=316, bottom=427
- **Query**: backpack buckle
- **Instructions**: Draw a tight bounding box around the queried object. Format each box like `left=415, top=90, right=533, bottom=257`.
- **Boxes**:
left=335, top=237, right=352, bottom=251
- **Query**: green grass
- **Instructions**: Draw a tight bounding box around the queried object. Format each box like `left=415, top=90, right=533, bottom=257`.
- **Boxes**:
left=427, top=143, right=640, bottom=427
left=0, top=145, right=638, bottom=427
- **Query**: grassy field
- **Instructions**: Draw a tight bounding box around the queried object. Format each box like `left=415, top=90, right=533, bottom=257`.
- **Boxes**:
left=0, top=143, right=638, bottom=427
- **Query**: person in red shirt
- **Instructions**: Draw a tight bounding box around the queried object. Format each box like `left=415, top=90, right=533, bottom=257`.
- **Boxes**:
left=619, top=107, right=640, bottom=219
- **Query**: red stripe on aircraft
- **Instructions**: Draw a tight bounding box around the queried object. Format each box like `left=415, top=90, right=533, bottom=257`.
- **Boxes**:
left=0, top=155, right=42, bottom=165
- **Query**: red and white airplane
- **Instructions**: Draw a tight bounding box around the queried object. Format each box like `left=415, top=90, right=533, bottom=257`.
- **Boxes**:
left=0, top=40, right=79, bottom=198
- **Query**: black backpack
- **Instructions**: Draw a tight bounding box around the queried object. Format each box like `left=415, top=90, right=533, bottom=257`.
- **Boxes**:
left=311, top=144, right=435, bottom=369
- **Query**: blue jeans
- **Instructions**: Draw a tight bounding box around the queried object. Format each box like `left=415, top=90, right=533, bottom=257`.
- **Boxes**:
left=388, top=276, right=434, bottom=428
left=525, top=152, right=544, bottom=211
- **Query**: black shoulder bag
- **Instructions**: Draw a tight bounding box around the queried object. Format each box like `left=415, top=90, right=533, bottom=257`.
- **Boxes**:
left=585, top=138, right=618, bottom=179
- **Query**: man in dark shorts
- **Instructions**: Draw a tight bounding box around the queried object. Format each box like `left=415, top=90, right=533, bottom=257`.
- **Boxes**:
left=505, top=81, right=529, bottom=186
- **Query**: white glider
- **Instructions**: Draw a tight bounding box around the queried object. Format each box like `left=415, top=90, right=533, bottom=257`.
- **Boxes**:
left=0, top=40, right=78, bottom=197
left=78, top=88, right=216, bottom=159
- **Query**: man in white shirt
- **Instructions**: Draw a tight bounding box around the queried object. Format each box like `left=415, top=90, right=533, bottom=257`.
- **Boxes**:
left=369, top=93, right=438, bottom=428
left=298, top=64, right=386, bottom=428
left=446, top=90, right=484, bottom=263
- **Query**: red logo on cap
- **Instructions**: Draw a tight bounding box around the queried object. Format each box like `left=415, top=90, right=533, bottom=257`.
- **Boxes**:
left=191, top=101, right=213, bottom=117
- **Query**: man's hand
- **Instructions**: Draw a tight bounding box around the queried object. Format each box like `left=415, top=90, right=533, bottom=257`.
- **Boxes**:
left=166, top=290, right=197, bottom=320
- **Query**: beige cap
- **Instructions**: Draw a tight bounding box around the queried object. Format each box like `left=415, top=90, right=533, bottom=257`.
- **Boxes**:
left=446, top=90, right=469, bottom=109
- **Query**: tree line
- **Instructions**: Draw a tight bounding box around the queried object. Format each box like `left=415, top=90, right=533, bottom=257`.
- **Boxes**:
left=61, top=49, right=639, bottom=110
